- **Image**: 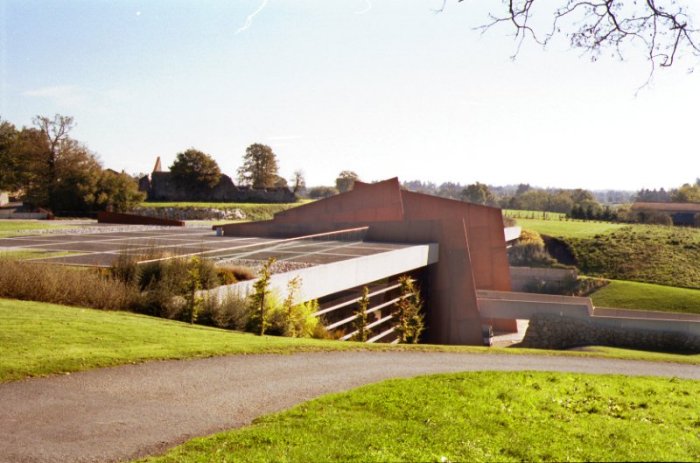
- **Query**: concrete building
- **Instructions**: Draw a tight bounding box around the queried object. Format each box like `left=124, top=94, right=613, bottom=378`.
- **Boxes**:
left=218, top=177, right=517, bottom=345
left=214, top=178, right=700, bottom=350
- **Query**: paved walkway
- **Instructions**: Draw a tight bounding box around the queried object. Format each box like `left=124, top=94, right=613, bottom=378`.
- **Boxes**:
left=1, top=352, right=698, bottom=463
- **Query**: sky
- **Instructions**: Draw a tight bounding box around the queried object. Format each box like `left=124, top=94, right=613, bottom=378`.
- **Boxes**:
left=2, top=0, right=699, bottom=191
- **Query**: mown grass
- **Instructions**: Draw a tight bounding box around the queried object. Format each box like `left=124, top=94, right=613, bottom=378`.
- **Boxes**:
left=0, top=298, right=367, bottom=383
left=141, top=371, right=700, bottom=463
left=570, top=225, right=700, bottom=289
left=4, top=298, right=700, bottom=384
left=0, top=220, right=80, bottom=238
left=591, top=279, right=700, bottom=314
left=513, top=217, right=625, bottom=239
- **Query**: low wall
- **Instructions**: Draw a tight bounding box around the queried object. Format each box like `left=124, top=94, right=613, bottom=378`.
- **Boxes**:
left=521, top=313, right=700, bottom=352
left=0, top=211, right=49, bottom=220
left=97, top=211, right=184, bottom=227
left=509, top=266, right=577, bottom=292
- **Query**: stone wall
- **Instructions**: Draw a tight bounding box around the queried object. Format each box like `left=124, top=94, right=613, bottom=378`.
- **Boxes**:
left=140, top=172, right=296, bottom=203
left=521, top=313, right=700, bottom=353
left=510, top=266, right=577, bottom=292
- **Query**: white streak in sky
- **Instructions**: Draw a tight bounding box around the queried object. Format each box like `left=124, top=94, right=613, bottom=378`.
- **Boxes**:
left=355, top=0, right=372, bottom=15
left=236, top=0, right=269, bottom=34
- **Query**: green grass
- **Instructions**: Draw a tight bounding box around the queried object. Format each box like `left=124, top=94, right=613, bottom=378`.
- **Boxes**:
left=141, top=371, right=700, bottom=463
left=570, top=225, right=700, bottom=289
left=4, top=298, right=700, bottom=383
left=0, top=298, right=374, bottom=383
left=137, top=201, right=310, bottom=221
left=514, top=218, right=625, bottom=239
left=0, top=220, right=79, bottom=238
left=591, top=279, right=700, bottom=314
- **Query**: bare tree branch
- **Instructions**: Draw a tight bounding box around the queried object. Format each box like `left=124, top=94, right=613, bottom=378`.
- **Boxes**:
left=461, top=0, right=700, bottom=75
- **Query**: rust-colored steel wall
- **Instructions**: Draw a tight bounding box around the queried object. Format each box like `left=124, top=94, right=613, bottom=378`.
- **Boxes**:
left=219, top=177, right=516, bottom=345
left=97, top=211, right=185, bottom=227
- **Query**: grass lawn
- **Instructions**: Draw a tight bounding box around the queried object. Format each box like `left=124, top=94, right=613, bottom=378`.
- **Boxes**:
left=513, top=218, right=625, bottom=239
left=3, top=298, right=700, bottom=384
left=591, top=280, right=700, bottom=315
left=141, top=371, right=700, bottom=463
left=0, top=220, right=81, bottom=238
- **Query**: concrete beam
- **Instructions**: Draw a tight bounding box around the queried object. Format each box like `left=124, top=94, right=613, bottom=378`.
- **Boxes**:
left=204, top=243, right=439, bottom=304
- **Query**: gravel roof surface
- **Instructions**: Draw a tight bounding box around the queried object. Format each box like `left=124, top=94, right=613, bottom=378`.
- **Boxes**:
left=1, top=351, right=698, bottom=463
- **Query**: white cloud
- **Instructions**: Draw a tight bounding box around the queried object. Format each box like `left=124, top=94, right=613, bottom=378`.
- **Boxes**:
left=236, top=0, right=269, bottom=34
left=22, top=85, right=87, bottom=108
left=355, top=0, right=372, bottom=15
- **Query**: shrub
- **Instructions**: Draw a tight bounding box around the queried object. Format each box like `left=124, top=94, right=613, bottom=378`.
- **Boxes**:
left=200, top=291, right=249, bottom=330
left=352, top=287, right=370, bottom=342
left=508, top=229, right=557, bottom=267
left=393, top=276, right=425, bottom=344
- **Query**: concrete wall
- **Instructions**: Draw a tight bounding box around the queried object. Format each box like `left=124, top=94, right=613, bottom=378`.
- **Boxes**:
left=205, top=243, right=439, bottom=305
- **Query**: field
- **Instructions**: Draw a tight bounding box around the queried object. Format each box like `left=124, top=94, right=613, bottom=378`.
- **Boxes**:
left=142, top=371, right=700, bottom=463
left=591, top=280, right=700, bottom=314
left=513, top=217, right=625, bottom=239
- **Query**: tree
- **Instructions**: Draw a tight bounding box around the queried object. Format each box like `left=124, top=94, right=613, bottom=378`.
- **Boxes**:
left=88, top=169, right=146, bottom=212
left=460, top=0, right=700, bottom=76
left=308, top=186, right=338, bottom=199
left=238, top=143, right=280, bottom=188
left=0, top=119, right=23, bottom=192
left=460, top=182, right=495, bottom=205
left=393, top=276, right=425, bottom=344
left=352, top=286, right=370, bottom=342
left=19, top=115, right=102, bottom=212
left=248, top=257, right=276, bottom=336
left=672, top=183, right=700, bottom=203
left=290, top=170, right=306, bottom=194
left=335, top=170, right=359, bottom=193
left=170, top=148, right=221, bottom=190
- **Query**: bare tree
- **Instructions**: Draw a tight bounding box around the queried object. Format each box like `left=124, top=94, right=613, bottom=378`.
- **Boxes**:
left=449, top=1, right=699, bottom=77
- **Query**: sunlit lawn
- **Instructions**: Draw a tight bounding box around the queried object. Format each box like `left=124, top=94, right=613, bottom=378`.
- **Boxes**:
left=142, top=371, right=700, bottom=463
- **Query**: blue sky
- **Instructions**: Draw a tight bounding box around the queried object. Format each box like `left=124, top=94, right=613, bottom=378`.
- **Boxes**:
left=2, top=0, right=699, bottom=190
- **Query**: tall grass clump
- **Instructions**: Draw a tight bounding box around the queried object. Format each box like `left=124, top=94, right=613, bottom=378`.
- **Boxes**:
left=0, top=258, right=140, bottom=310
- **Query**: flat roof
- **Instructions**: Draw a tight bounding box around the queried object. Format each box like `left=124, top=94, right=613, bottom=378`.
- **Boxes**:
left=0, top=227, right=415, bottom=269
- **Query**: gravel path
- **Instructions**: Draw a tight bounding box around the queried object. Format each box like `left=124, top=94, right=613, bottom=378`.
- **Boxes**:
left=1, top=352, right=698, bottom=463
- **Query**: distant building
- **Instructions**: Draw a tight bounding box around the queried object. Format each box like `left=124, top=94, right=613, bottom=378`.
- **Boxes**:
left=138, top=157, right=296, bottom=203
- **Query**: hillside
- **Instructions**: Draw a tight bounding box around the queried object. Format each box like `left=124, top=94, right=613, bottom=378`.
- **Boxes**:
left=516, top=219, right=700, bottom=289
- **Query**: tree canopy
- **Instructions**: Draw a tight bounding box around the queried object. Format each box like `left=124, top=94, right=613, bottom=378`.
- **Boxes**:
left=0, top=114, right=144, bottom=213
left=460, top=182, right=496, bottom=206
left=237, top=143, right=280, bottom=188
left=170, top=148, right=222, bottom=190
left=335, top=171, right=359, bottom=193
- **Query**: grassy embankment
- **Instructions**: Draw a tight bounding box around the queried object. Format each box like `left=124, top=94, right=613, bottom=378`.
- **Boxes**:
left=516, top=218, right=700, bottom=311
left=3, top=298, right=700, bottom=384
left=141, top=371, right=700, bottom=463
left=591, top=280, right=700, bottom=314
left=138, top=200, right=310, bottom=222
